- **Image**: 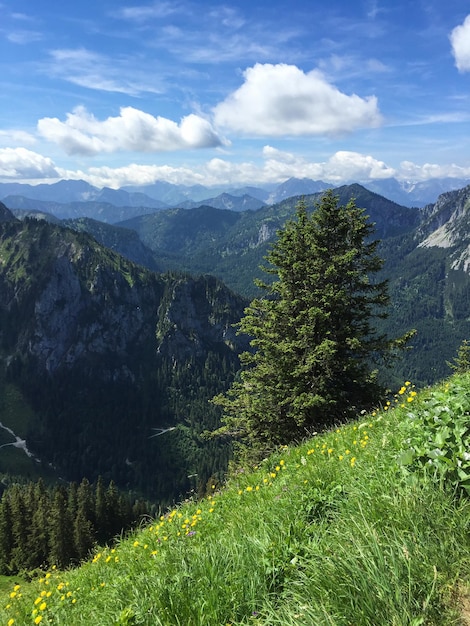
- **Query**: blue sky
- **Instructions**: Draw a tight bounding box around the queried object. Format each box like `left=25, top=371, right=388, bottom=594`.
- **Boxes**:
left=1, top=0, right=470, bottom=189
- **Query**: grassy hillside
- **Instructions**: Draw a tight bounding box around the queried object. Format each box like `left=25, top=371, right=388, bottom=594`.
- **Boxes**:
left=2, top=374, right=470, bottom=625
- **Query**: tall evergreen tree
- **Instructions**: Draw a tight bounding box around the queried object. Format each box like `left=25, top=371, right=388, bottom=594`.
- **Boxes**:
left=447, top=339, right=470, bottom=373
left=29, top=480, right=50, bottom=568
left=49, top=486, right=74, bottom=568
left=73, top=478, right=96, bottom=561
left=9, top=485, right=31, bottom=571
left=213, top=192, right=413, bottom=458
left=0, top=496, right=13, bottom=574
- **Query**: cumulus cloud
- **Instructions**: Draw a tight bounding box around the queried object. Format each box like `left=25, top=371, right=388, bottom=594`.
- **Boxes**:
left=323, top=151, right=396, bottom=181
left=63, top=150, right=397, bottom=189
left=450, top=15, right=470, bottom=72
left=398, top=160, right=470, bottom=181
left=0, top=148, right=59, bottom=179
left=213, top=63, right=382, bottom=136
left=258, top=149, right=395, bottom=183
left=2, top=144, right=469, bottom=189
left=73, top=163, right=206, bottom=189
left=37, top=106, right=226, bottom=156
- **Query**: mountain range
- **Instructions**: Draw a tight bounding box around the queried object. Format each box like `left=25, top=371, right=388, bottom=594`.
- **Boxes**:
left=2, top=179, right=470, bottom=503
left=1, top=175, right=470, bottom=218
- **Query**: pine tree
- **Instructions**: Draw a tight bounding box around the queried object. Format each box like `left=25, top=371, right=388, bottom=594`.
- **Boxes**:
left=213, top=192, right=413, bottom=459
left=49, top=486, right=74, bottom=568
left=29, top=480, right=50, bottom=568
left=9, top=485, right=31, bottom=571
left=73, top=478, right=96, bottom=561
left=0, top=496, right=14, bottom=574
left=448, top=339, right=470, bottom=373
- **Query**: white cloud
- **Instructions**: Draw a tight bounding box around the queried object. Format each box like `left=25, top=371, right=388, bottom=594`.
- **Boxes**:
left=1, top=146, right=470, bottom=189
left=0, top=148, right=59, bottom=179
left=37, top=106, right=226, bottom=156
left=450, top=15, right=470, bottom=72
left=260, top=150, right=396, bottom=183
left=262, top=145, right=298, bottom=164
left=398, top=160, right=470, bottom=181
left=72, top=163, right=206, bottom=189
left=0, top=130, right=36, bottom=146
left=213, top=63, right=382, bottom=136
left=61, top=150, right=398, bottom=188
left=324, top=151, right=396, bottom=181
left=45, top=48, right=164, bottom=96
left=6, top=29, right=42, bottom=44
left=114, top=2, right=180, bottom=21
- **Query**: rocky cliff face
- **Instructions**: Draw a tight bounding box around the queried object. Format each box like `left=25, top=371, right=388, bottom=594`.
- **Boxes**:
left=156, top=274, right=247, bottom=360
left=418, top=186, right=470, bottom=272
left=0, top=219, right=246, bottom=380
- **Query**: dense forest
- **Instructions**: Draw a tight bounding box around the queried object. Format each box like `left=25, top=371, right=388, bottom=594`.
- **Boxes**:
left=0, top=216, right=245, bottom=504
left=0, top=477, right=152, bottom=574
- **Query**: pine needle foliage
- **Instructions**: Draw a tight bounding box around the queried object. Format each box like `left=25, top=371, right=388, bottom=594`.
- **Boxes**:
left=213, top=191, right=414, bottom=459
left=447, top=339, right=470, bottom=374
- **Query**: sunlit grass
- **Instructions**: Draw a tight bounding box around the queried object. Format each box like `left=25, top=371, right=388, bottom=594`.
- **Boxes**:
left=1, top=376, right=470, bottom=625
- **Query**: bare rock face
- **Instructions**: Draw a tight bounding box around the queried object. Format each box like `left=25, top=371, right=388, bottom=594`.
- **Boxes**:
left=32, top=255, right=84, bottom=371
left=1, top=219, right=247, bottom=381
left=155, top=274, right=247, bottom=360
left=418, top=186, right=470, bottom=272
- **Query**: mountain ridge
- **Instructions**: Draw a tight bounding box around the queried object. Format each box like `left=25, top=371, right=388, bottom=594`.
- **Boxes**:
left=2, top=175, right=470, bottom=212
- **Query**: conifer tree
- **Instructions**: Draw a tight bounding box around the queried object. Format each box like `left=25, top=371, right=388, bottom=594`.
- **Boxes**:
left=29, top=480, right=50, bottom=568
left=9, top=485, right=31, bottom=571
left=0, top=496, right=13, bottom=574
left=49, top=486, right=74, bottom=568
left=213, top=191, right=413, bottom=458
left=448, top=339, right=470, bottom=373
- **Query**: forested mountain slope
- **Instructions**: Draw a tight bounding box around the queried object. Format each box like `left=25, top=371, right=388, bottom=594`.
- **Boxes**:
left=0, top=218, right=248, bottom=502
left=119, top=184, right=420, bottom=296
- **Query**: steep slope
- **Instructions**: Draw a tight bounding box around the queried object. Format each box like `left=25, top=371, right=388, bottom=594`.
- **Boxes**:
left=63, top=216, right=161, bottom=272
left=2, top=375, right=470, bottom=625
left=0, top=218, right=248, bottom=501
left=0, top=201, right=17, bottom=223
left=417, top=185, right=470, bottom=270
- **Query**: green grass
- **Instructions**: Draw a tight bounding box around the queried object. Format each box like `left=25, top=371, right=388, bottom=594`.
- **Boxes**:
left=2, top=375, right=470, bottom=625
